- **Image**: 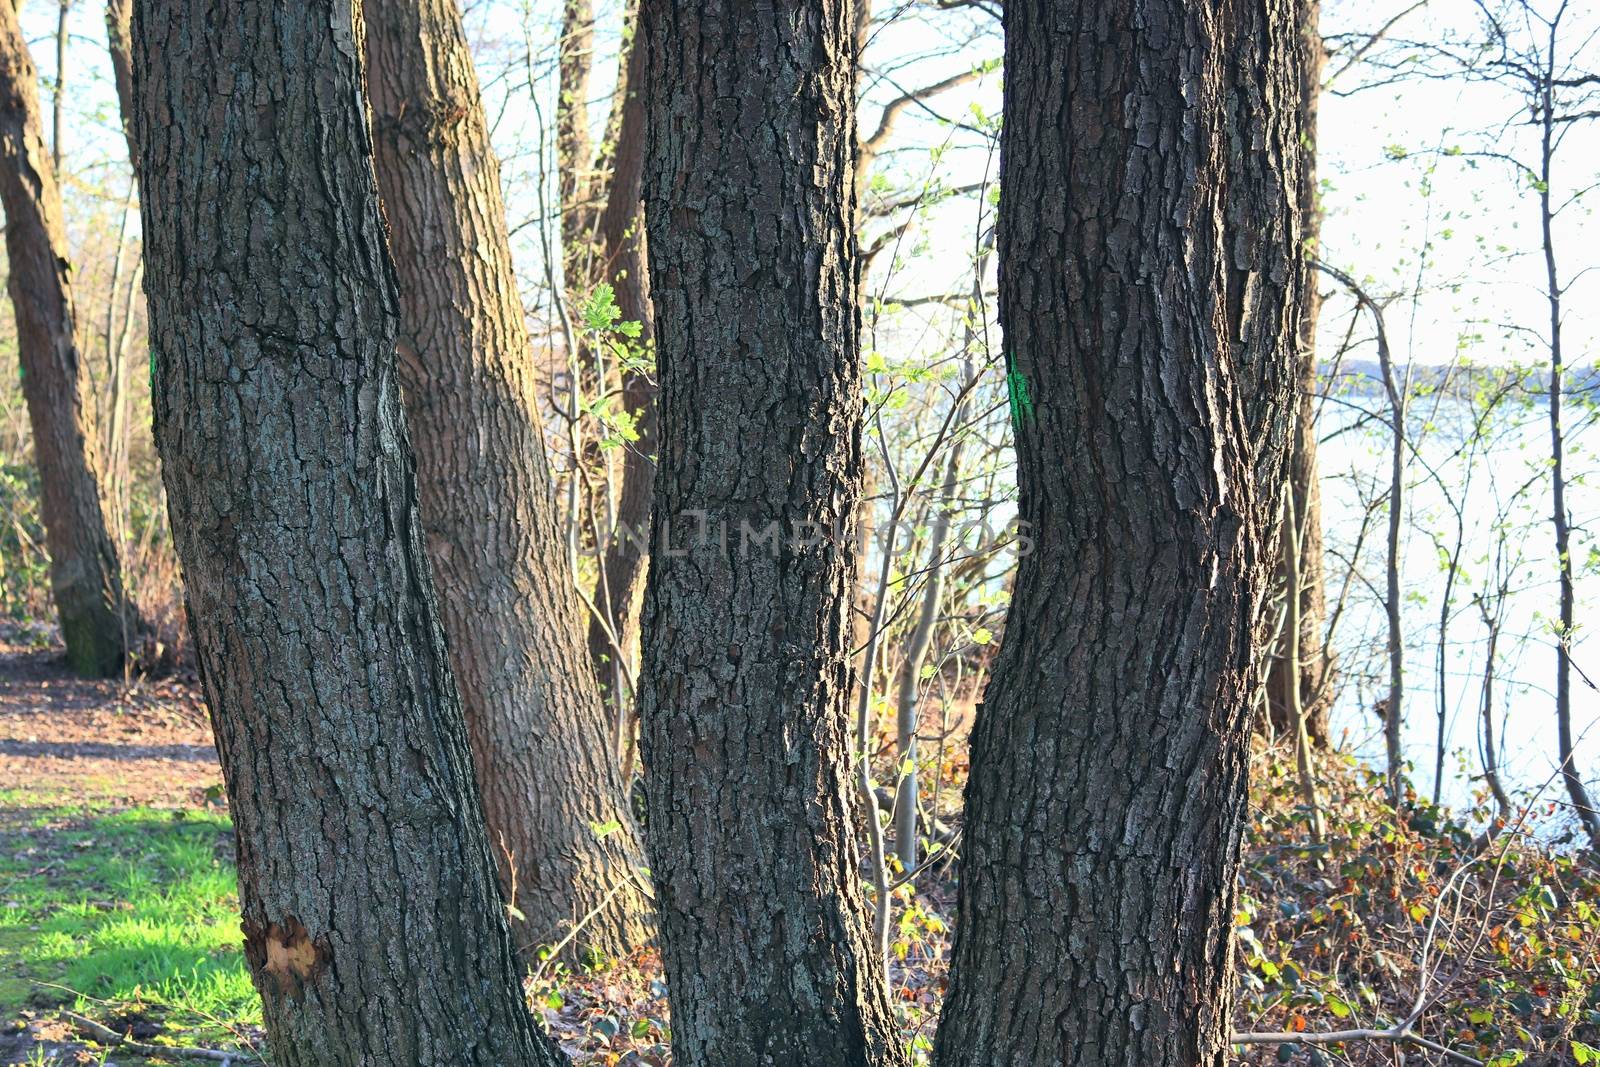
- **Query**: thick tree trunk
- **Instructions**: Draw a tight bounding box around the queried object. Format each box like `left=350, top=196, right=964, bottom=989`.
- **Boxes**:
left=585, top=28, right=655, bottom=703
left=1265, top=0, right=1330, bottom=746
left=636, top=2, right=906, bottom=1065
left=0, top=0, right=138, bottom=678
left=129, top=3, right=567, bottom=1064
left=932, top=0, right=1304, bottom=1063
left=362, top=0, right=652, bottom=964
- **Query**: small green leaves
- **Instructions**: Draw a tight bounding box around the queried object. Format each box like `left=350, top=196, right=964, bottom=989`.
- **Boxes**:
left=580, top=282, right=624, bottom=334
left=589, top=819, right=623, bottom=839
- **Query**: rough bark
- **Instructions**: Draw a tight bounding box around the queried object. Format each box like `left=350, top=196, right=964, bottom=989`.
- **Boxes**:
left=129, top=3, right=567, bottom=1064
left=585, top=27, right=655, bottom=702
left=932, top=0, right=1304, bottom=1062
left=0, top=0, right=138, bottom=678
left=636, top=2, right=906, bottom=1064
left=362, top=0, right=652, bottom=964
left=1265, top=0, right=1330, bottom=746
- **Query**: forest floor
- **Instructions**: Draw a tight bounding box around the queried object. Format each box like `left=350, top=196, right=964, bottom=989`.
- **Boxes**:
left=0, top=626, right=690, bottom=1066
left=2, top=623, right=1597, bottom=1066
left=0, top=625, right=251, bottom=1066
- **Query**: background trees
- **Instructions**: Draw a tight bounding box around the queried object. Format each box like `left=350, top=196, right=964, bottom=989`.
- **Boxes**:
left=0, top=0, right=136, bottom=677
left=362, top=0, right=652, bottom=962
left=0, top=0, right=1597, bottom=1065
left=128, top=0, right=565, bottom=1062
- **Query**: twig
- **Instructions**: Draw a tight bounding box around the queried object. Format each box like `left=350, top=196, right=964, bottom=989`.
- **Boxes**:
left=65, top=1010, right=257, bottom=1063
left=528, top=868, right=654, bottom=983
left=1232, top=1024, right=1483, bottom=1066
left=885, top=829, right=961, bottom=893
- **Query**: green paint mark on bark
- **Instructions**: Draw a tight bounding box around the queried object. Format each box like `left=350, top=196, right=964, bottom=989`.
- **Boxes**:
left=1006, top=366, right=1034, bottom=428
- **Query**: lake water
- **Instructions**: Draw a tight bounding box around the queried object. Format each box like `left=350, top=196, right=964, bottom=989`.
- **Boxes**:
left=1316, top=381, right=1600, bottom=825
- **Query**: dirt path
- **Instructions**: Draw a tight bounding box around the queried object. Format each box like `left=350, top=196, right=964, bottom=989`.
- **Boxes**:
left=0, top=631, right=687, bottom=1066
left=0, top=628, right=218, bottom=817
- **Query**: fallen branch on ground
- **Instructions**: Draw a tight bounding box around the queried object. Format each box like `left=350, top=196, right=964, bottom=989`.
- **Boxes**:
left=65, top=1010, right=259, bottom=1064
left=1232, top=1022, right=1483, bottom=1065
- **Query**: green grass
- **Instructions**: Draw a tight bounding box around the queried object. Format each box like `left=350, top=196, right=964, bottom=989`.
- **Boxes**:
left=0, top=805, right=260, bottom=1048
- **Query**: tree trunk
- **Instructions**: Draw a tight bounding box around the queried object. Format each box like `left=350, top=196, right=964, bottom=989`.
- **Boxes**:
left=129, top=3, right=567, bottom=1064
left=636, top=2, right=906, bottom=1064
left=1538, top=89, right=1600, bottom=853
left=1265, top=0, right=1330, bottom=746
left=932, top=0, right=1304, bottom=1062
left=558, top=0, right=598, bottom=283
left=51, top=0, right=68, bottom=171
left=585, top=27, right=655, bottom=706
left=104, top=0, right=138, bottom=166
left=362, top=0, right=652, bottom=965
left=892, top=434, right=961, bottom=874
left=0, top=0, right=138, bottom=678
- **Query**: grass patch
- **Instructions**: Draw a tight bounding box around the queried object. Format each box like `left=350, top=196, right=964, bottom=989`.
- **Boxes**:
left=0, top=805, right=259, bottom=1048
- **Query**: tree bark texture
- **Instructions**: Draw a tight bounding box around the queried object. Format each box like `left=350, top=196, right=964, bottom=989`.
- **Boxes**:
left=0, top=0, right=138, bottom=678
left=636, top=2, right=906, bottom=1065
left=362, top=0, right=652, bottom=964
left=932, top=0, right=1304, bottom=1063
left=585, top=26, right=655, bottom=700
left=1265, top=0, right=1330, bottom=746
left=129, top=3, right=567, bottom=1064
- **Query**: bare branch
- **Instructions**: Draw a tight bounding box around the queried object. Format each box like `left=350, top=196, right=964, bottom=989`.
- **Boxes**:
left=859, top=65, right=988, bottom=178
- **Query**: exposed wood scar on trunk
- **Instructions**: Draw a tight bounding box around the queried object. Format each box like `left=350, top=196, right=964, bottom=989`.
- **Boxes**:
left=243, top=916, right=330, bottom=996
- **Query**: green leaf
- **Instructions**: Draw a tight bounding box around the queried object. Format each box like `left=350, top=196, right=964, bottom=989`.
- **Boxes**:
left=1276, top=1043, right=1298, bottom=1063
left=580, top=283, right=622, bottom=333
left=1327, top=995, right=1351, bottom=1018
left=590, top=819, right=623, bottom=839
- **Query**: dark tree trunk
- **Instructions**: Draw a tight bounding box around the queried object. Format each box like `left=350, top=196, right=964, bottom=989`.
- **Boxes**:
left=104, top=0, right=138, bottom=166
left=362, top=0, right=652, bottom=965
left=129, top=3, right=567, bottom=1064
left=636, top=2, right=905, bottom=1065
left=585, top=27, right=655, bottom=703
left=0, top=0, right=138, bottom=678
left=558, top=0, right=598, bottom=281
left=1265, top=0, right=1330, bottom=746
left=932, top=0, right=1304, bottom=1063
